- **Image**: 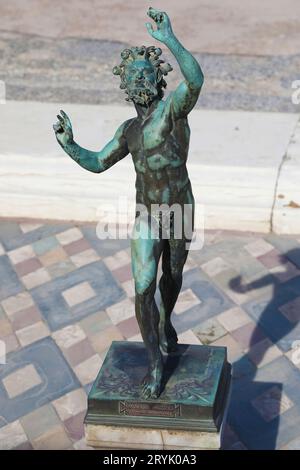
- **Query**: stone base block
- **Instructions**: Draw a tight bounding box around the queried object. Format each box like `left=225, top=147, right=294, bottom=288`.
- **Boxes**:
left=85, top=423, right=223, bottom=450
left=84, top=341, right=232, bottom=450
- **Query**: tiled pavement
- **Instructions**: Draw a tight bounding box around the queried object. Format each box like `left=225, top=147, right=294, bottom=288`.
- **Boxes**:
left=1, top=221, right=300, bottom=450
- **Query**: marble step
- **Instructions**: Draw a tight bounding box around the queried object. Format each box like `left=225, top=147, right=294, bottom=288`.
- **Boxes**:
left=0, top=100, right=298, bottom=233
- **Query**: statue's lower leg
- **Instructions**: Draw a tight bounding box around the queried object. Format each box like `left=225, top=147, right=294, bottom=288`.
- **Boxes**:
left=159, top=269, right=182, bottom=353
left=135, top=279, right=163, bottom=399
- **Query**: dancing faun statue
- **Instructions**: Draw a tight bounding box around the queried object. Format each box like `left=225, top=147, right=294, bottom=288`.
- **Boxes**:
left=53, top=7, right=204, bottom=399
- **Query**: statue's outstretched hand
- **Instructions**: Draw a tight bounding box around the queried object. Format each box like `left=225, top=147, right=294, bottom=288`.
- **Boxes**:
left=53, top=110, right=73, bottom=147
left=146, top=7, right=173, bottom=43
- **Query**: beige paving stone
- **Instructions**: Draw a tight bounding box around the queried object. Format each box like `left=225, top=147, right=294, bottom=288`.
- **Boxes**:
left=7, top=244, right=35, bottom=264
left=70, top=248, right=100, bottom=268
left=217, top=306, right=252, bottom=332
left=2, top=334, right=20, bottom=354
left=56, top=227, right=83, bottom=245
left=79, top=310, right=112, bottom=336
left=74, top=354, right=103, bottom=385
left=16, top=321, right=50, bottom=347
left=178, top=329, right=202, bottom=345
left=53, top=388, right=87, bottom=421
left=201, top=256, right=231, bottom=277
left=39, top=245, right=67, bottom=266
left=285, top=346, right=300, bottom=369
left=270, top=262, right=300, bottom=283
left=62, top=281, right=96, bottom=307
left=52, top=323, right=86, bottom=349
left=244, top=239, right=274, bottom=257
left=121, top=279, right=135, bottom=298
left=103, top=250, right=131, bottom=270
left=279, top=297, right=300, bottom=323
left=20, top=404, right=61, bottom=440
left=21, top=267, right=51, bottom=289
left=251, top=386, right=294, bottom=422
left=32, top=424, right=72, bottom=450
left=0, top=340, right=5, bottom=364
left=223, top=287, right=250, bottom=306
left=183, top=256, right=198, bottom=272
left=0, top=420, right=27, bottom=450
left=89, top=325, right=123, bottom=354
left=0, top=316, right=13, bottom=337
left=3, top=364, right=42, bottom=398
left=127, top=333, right=143, bottom=342
left=247, top=338, right=282, bottom=367
left=1, top=292, right=34, bottom=316
left=211, top=334, right=243, bottom=362
left=73, top=437, right=94, bottom=450
left=106, top=298, right=134, bottom=324
left=280, top=437, right=300, bottom=450
left=194, top=318, right=227, bottom=345
left=174, top=288, right=201, bottom=314
left=47, top=259, right=76, bottom=279
left=202, top=231, right=223, bottom=246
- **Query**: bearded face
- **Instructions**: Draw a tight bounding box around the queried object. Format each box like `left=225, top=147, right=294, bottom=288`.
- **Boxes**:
left=124, top=60, right=159, bottom=106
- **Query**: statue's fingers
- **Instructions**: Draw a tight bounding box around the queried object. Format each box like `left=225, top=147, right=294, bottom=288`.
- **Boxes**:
left=56, top=114, right=65, bottom=127
left=147, top=6, right=160, bottom=18
left=147, top=6, right=156, bottom=19
left=53, top=122, right=62, bottom=133
left=60, top=109, right=71, bottom=126
left=145, top=22, right=155, bottom=36
left=148, top=7, right=164, bottom=23
left=155, top=12, right=164, bottom=23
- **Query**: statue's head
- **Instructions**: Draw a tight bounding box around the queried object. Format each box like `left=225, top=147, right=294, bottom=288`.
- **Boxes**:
left=113, top=46, right=173, bottom=106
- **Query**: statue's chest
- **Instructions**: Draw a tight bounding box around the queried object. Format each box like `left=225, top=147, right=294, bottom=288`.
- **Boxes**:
left=126, top=104, right=174, bottom=173
left=142, top=107, right=172, bottom=151
left=126, top=103, right=172, bottom=155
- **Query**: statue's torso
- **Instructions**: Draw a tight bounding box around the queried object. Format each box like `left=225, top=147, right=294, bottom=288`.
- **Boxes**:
left=125, top=98, right=194, bottom=209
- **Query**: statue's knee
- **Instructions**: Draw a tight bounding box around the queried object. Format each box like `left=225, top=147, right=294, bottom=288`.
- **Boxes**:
left=135, top=275, right=155, bottom=296
left=170, top=267, right=183, bottom=284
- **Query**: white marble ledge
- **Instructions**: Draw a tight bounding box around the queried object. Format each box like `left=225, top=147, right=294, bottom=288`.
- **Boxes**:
left=0, top=101, right=298, bottom=233
left=273, top=117, right=300, bottom=234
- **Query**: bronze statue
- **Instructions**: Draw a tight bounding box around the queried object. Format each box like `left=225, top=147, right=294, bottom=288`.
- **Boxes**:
left=53, top=7, right=204, bottom=399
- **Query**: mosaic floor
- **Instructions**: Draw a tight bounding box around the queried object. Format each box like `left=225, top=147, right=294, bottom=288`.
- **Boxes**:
left=0, top=220, right=300, bottom=450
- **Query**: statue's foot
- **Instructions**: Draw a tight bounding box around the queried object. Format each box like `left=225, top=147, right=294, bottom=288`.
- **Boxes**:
left=159, top=322, right=178, bottom=353
left=141, top=361, right=163, bottom=399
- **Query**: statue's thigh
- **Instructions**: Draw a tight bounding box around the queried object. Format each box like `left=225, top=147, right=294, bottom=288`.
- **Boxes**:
left=167, top=237, right=189, bottom=276
left=131, top=217, right=164, bottom=293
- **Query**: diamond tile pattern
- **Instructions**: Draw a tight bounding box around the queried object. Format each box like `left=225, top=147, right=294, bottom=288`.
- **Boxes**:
left=0, top=220, right=300, bottom=449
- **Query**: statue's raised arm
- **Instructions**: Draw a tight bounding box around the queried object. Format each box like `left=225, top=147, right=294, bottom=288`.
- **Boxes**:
left=146, top=7, right=204, bottom=119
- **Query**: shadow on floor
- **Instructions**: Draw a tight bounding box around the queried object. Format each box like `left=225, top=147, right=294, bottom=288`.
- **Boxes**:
left=224, top=248, right=300, bottom=450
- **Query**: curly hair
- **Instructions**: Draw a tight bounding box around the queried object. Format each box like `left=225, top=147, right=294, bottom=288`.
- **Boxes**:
left=112, top=45, right=173, bottom=101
